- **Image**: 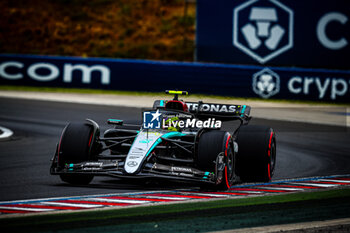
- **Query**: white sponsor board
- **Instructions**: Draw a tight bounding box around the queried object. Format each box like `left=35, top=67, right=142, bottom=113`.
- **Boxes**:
left=0, top=61, right=110, bottom=84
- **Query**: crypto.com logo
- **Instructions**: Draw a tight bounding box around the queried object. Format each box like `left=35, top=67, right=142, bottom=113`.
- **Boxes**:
left=252, top=68, right=280, bottom=98
left=233, top=0, right=294, bottom=63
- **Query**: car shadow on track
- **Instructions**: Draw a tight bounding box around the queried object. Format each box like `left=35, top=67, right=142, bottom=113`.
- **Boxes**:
left=51, top=178, right=198, bottom=191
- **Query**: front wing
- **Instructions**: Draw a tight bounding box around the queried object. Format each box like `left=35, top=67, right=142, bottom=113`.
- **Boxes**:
left=50, top=159, right=220, bottom=184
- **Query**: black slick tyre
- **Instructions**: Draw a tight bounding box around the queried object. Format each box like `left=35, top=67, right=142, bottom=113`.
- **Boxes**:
left=58, top=122, right=95, bottom=185
left=236, top=125, right=276, bottom=182
left=197, top=130, right=235, bottom=190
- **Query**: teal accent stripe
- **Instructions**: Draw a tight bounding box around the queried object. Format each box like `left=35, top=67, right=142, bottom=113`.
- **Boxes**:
left=108, top=119, right=122, bottom=122
left=202, top=171, right=210, bottom=179
left=161, top=132, right=186, bottom=139
left=241, top=105, right=246, bottom=113
left=241, top=105, right=246, bottom=117
left=159, top=100, right=164, bottom=107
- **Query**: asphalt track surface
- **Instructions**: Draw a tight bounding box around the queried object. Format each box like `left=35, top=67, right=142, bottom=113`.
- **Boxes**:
left=0, top=97, right=349, bottom=202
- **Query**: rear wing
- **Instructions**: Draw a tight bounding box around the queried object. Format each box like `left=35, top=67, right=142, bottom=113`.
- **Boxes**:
left=186, top=102, right=251, bottom=123
left=153, top=100, right=251, bottom=122
left=186, top=102, right=250, bottom=116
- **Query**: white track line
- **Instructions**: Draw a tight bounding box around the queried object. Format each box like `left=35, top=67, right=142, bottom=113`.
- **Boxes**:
left=258, top=187, right=304, bottom=191
left=181, top=192, right=230, bottom=198
left=40, top=201, right=102, bottom=208
left=289, top=182, right=339, bottom=188
left=0, top=206, right=53, bottom=212
left=227, top=190, right=265, bottom=194
left=140, top=196, right=189, bottom=200
left=89, top=198, right=150, bottom=204
left=235, top=191, right=265, bottom=194
left=0, top=189, right=178, bottom=205
left=319, top=179, right=350, bottom=183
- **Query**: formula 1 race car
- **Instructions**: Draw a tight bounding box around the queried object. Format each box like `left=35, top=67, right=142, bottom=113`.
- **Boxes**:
left=50, top=90, right=276, bottom=190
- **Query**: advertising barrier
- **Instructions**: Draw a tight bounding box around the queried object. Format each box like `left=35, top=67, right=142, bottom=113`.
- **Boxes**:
left=1, top=54, right=350, bottom=102
left=196, top=0, right=350, bottom=70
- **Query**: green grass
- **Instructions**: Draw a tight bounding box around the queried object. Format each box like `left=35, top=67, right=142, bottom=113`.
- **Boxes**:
left=1, top=85, right=348, bottom=106
left=2, top=189, right=350, bottom=233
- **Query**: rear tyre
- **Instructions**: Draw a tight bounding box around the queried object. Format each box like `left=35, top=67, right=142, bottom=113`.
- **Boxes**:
left=58, top=122, right=95, bottom=185
left=197, top=130, right=235, bottom=190
left=236, top=125, right=276, bottom=182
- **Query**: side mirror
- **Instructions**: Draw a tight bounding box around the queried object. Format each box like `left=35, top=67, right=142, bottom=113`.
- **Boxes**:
left=107, top=119, right=123, bottom=125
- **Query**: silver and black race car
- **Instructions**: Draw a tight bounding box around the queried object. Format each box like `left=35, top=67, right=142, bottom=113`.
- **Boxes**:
left=50, top=90, right=276, bottom=190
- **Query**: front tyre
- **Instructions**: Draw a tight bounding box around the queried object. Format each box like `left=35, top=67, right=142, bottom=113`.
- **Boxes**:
left=197, top=130, right=235, bottom=190
left=58, top=122, right=95, bottom=185
left=236, top=125, right=276, bottom=182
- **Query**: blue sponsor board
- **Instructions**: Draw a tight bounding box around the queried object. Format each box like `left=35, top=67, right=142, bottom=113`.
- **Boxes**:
left=0, top=54, right=349, bottom=102
left=196, top=0, right=350, bottom=70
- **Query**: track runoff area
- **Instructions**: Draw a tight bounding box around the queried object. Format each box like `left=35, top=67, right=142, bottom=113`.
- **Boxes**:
left=0, top=174, right=349, bottom=216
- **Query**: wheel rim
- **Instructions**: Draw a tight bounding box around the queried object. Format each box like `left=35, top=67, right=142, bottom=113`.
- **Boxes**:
left=270, top=138, right=276, bottom=174
left=226, top=144, right=235, bottom=186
